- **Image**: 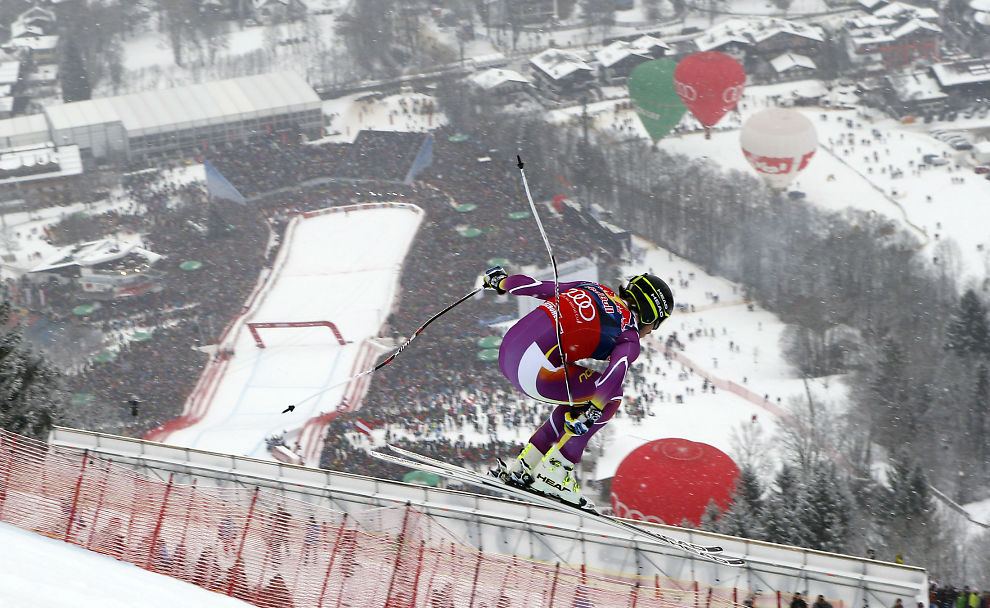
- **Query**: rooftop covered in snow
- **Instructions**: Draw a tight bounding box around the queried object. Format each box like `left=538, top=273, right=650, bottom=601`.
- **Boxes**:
left=694, top=18, right=824, bottom=52
left=931, top=58, right=990, bottom=88
left=529, top=49, right=593, bottom=81
left=469, top=68, right=530, bottom=90
left=44, top=71, right=321, bottom=138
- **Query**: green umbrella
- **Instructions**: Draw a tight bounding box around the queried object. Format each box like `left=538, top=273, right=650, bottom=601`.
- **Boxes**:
left=487, top=257, right=510, bottom=268
left=403, top=470, right=441, bottom=486
left=448, top=133, right=470, bottom=143
left=628, top=59, right=687, bottom=143
left=132, top=330, right=152, bottom=342
left=93, top=350, right=117, bottom=363
left=455, top=203, right=478, bottom=213
left=70, top=392, right=93, bottom=407
left=180, top=260, right=203, bottom=271
left=508, top=211, right=530, bottom=220
left=477, top=336, right=503, bottom=349
left=477, top=348, right=500, bottom=362
left=459, top=227, right=483, bottom=238
left=72, top=303, right=97, bottom=316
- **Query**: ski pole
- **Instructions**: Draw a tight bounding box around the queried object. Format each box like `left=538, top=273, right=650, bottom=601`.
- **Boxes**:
left=282, top=286, right=482, bottom=413
left=516, top=155, right=576, bottom=409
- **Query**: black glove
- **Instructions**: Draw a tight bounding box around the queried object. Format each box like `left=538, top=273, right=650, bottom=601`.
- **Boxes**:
left=564, top=405, right=603, bottom=436
left=483, top=266, right=508, bottom=294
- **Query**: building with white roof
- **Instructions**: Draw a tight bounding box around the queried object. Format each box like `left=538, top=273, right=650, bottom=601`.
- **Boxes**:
left=843, top=3, right=942, bottom=68
left=2, top=35, right=58, bottom=62
left=694, top=18, right=824, bottom=57
left=468, top=68, right=531, bottom=96
left=29, top=238, right=164, bottom=298
left=883, top=69, right=949, bottom=117
left=769, top=53, right=818, bottom=79
left=28, top=71, right=322, bottom=162
left=529, top=49, right=595, bottom=99
left=931, top=58, right=990, bottom=97
left=0, top=143, right=82, bottom=194
left=595, top=36, right=669, bottom=82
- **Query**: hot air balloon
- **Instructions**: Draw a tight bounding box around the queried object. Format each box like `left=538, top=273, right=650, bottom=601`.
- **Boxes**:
left=740, top=108, right=817, bottom=191
left=628, top=59, right=687, bottom=144
left=673, top=51, right=745, bottom=139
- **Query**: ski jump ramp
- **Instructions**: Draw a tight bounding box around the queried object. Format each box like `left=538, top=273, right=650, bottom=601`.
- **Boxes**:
left=147, top=203, right=423, bottom=464
left=53, top=426, right=929, bottom=608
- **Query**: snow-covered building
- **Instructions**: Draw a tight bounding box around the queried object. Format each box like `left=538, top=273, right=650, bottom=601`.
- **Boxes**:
left=595, top=36, right=670, bottom=83
left=0, top=62, right=21, bottom=88
left=529, top=49, right=595, bottom=100
left=769, top=53, right=818, bottom=80
left=468, top=68, right=531, bottom=98
left=931, top=58, right=990, bottom=99
left=1, top=35, right=58, bottom=63
left=15, top=6, right=57, bottom=33
left=883, top=69, right=948, bottom=117
left=693, top=19, right=825, bottom=65
left=843, top=3, right=941, bottom=68
left=0, top=143, right=83, bottom=195
left=29, top=238, right=164, bottom=299
left=0, top=71, right=323, bottom=163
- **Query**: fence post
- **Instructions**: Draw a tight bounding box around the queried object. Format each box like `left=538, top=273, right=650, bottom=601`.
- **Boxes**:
left=547, top=563, right=561, bottom=607
left=64, top=449, right=90, bottom=542
left=656, top=574, right=662, bottom=599
left=694, top=580, right=700, bottom=608
left=317, top=513, right=349, bottom=608
left=0, top=433, right=18, bottom=520
left=84, top=461, right=112, bottom=550
left=407, top=540, right=426, bottom=606
left=778, top=590, right=783, bottom=608
left=227, top=487, right=260, bottom=597
left=467, top=547, right=484, bottom=608
left=734, top=588, right=738, bottom=605
left=145, top=473, right=175, bottom=571
left=707, top=587, right=714, bottom=608
left=383, top=503, right=414, bottom=607
left=630, top=582, right=641, bottom=608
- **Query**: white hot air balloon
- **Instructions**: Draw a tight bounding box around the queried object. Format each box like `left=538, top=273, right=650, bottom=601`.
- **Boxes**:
left=740, top=108, right=818, bottom=190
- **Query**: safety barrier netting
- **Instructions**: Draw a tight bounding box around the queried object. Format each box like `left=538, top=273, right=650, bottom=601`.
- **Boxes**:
left=0, top=430, right=746, bottom=607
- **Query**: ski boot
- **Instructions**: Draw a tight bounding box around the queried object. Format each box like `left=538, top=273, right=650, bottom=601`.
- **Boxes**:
left=490, top=457, right=535, bottom=489
left=530, top=454, right=597, bottom=513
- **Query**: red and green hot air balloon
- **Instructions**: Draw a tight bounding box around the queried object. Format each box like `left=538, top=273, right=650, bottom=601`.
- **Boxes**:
left=673, top=51, right=746, bottom=139
left=628, top=59, right=687, bottom=145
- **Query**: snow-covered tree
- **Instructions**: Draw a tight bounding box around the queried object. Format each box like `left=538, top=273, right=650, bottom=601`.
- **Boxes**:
left=799, top=462, right=851, bottom=553
left=717, top=466, right=767, bottom=541
left=763, top=465, right=812, bottom=547
left=945, top=289, right=990, bottom=358
left=0, top=302, right=62, bottom=439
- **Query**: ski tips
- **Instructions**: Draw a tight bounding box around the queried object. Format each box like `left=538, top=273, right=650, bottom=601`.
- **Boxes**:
left=516, top=155, right=524, bottom=170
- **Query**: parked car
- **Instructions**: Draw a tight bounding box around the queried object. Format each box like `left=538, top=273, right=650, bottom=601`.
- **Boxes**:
left=951, top=141, right=974, bottom=151
left=923, top=154, right=949, bottom=166
left=974, top=166, right=990, bottom=174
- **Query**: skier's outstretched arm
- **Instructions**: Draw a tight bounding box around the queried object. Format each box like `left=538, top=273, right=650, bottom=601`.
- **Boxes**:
left=500, top=274, right=584, bottom=300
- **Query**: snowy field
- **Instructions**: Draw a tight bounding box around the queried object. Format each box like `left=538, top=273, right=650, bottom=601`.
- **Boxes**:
left=0, top=523, right=249, bottom=608
left=322, top=92, right=447, bottom=143
left=162, top=205, right=422, bottom=461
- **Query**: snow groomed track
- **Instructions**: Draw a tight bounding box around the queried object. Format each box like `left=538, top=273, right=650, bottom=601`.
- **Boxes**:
left=148, top=204, right=423, bottom=463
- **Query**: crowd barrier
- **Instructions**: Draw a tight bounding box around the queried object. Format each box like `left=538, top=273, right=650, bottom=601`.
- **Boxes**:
left=0, top=428, right=748, bottom=607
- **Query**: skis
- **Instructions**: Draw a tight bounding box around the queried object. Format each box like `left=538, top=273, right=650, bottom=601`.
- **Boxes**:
left=371, top=444, right=745, bottom=567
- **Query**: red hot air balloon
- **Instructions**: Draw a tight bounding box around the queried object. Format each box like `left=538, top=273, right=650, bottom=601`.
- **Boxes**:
left=673, top=52, right=746, bottom=139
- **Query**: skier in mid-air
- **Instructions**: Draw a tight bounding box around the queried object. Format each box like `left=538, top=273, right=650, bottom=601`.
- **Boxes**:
left=482, top=266, right=674, bottom=509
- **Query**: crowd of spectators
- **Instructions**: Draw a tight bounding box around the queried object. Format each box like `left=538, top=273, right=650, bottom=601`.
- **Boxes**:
left=930, top=584, right=990, bottom=608
left=206, top=130, right=428, bottom=199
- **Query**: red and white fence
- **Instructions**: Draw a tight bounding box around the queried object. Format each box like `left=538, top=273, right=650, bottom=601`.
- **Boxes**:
left=0, top=429, right=755, bottom=608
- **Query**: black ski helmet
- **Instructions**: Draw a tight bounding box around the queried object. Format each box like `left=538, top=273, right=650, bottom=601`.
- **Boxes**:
left=620, top=273, right=674, bottom=330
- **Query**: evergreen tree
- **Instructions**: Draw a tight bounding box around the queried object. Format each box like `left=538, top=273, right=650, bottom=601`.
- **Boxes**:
left=799, top=462, right=851, bottom=553
left=60, top=36, right=91, bottom=102
left=945, top=289, right=990, bottom=358
left=717, top=466, right=767, bottom=541
left=698, top=499, right=723, bottom=533
left=763, top=465, right=812, bottom=546
left=880, top=456, right=937, bottom=561
left=0, top=302, right=62, bottom=439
